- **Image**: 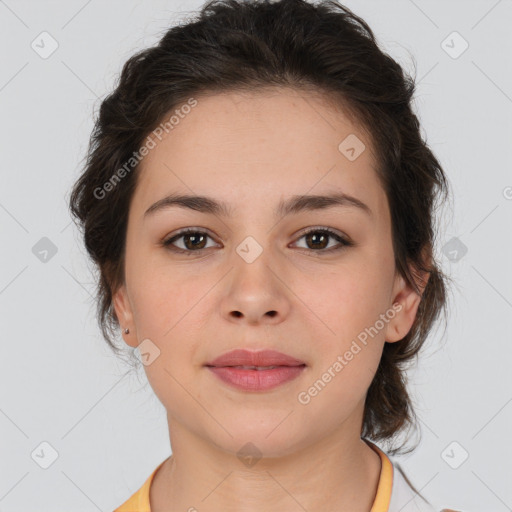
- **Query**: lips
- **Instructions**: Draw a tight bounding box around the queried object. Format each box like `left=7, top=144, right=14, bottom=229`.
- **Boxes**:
left=205, top=349, right=306, bottom=391
left=205, top=349, right=306, bottom=368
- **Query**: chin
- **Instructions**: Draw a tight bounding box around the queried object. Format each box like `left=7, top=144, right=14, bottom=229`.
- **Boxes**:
left=210, top=422, right=308, bottom=461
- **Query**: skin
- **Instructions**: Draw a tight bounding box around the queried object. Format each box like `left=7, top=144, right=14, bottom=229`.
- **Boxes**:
left=113, top=87, right=429, bottom=512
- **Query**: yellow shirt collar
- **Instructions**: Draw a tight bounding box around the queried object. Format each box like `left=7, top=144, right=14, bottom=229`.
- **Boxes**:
left=114, top=440, right=393, bottom=512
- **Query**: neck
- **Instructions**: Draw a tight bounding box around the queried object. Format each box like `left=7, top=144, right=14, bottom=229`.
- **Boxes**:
left=150, top=421, right=382, bottom=512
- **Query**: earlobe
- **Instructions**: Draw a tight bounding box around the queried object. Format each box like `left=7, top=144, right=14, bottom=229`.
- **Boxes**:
left=112, top=284, right=136, bottom=344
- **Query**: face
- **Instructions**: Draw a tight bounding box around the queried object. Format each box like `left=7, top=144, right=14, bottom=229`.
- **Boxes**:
left=113, top=87, right=423, bottom=458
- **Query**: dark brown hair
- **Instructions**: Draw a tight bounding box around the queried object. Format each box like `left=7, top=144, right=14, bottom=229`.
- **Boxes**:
left=68, top=0, right=453, bottom=456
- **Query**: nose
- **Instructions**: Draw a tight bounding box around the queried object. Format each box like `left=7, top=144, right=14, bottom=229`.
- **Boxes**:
left=221, top=255, right=291, bottom=327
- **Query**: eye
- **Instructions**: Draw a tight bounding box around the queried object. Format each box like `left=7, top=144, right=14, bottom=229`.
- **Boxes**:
left=162, top=228, right=218, bottom=254
left=162, top=226, right=353, bottom=255
left=292, top=227, right=353, bottom=253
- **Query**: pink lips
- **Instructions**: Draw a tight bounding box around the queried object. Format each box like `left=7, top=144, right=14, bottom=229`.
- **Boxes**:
left=205, top=349, right=306, bottom=391
left=206, top=349, right=305, bottom=367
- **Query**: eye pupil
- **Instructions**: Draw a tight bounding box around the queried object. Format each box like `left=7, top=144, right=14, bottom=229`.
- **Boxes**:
left=306, top=232, right=328, bottom=250
left=184, top=233, right=206, bottom=250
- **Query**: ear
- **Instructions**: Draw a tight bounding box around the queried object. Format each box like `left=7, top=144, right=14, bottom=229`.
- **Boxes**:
left=385, top=249, right=431, bottom=344
left=112, top=283, right=138, bottom=348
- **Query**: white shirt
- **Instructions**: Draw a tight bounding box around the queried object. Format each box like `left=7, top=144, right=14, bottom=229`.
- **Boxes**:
left=388, top=462, right=437, bottom=512
left=365, top=439, right=459, bottom=512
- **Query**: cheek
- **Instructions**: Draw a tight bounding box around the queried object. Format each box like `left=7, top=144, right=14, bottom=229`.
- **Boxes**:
left=298, top=264, right=391, bottom=338
left=127, top=266, right=208, bottom=366
left=291, top=265, right=391, bottom=397
left=128, top=258, right=207, bottom=332
left=131, top=284, right=201, bottom=412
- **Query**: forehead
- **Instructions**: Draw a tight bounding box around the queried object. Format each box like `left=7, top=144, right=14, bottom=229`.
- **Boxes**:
left=132, top=87, right=385, bottom=219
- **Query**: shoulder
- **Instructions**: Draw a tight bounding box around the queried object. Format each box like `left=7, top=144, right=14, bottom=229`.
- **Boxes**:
left=388, top=462, right=436, bottom=512
left=113, top=459, right=166, bottom=512
left=389, top=460, right=464, bottom=512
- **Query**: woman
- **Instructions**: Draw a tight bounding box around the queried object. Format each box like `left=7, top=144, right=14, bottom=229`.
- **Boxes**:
left=69, top=0, right=461, bottom=510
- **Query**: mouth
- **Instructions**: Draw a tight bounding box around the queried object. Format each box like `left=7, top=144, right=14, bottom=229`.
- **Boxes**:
left=205, top=364, right=306, bottom=391
left=204, top=349, right=307, bottom=391
left=205, top=348, right=306, bottom=368
left=212, top=365, right=298, bottom=370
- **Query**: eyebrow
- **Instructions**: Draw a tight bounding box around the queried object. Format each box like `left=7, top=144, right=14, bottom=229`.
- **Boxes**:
left=143, top=192, right=372, bottom=220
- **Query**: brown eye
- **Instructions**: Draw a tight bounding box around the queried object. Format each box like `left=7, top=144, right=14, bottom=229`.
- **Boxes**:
left=293, top=228, right=353, bottom=253
left=163, top=229, right=217, bottom=253
left=162, top=226, right=353, bottom=255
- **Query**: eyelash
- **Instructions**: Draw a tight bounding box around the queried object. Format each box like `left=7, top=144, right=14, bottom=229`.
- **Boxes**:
left=162, top=227, right=354, bottom=255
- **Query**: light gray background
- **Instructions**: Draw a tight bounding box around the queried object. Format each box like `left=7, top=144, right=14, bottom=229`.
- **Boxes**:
left=1, top=0, right=511, bottom=511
